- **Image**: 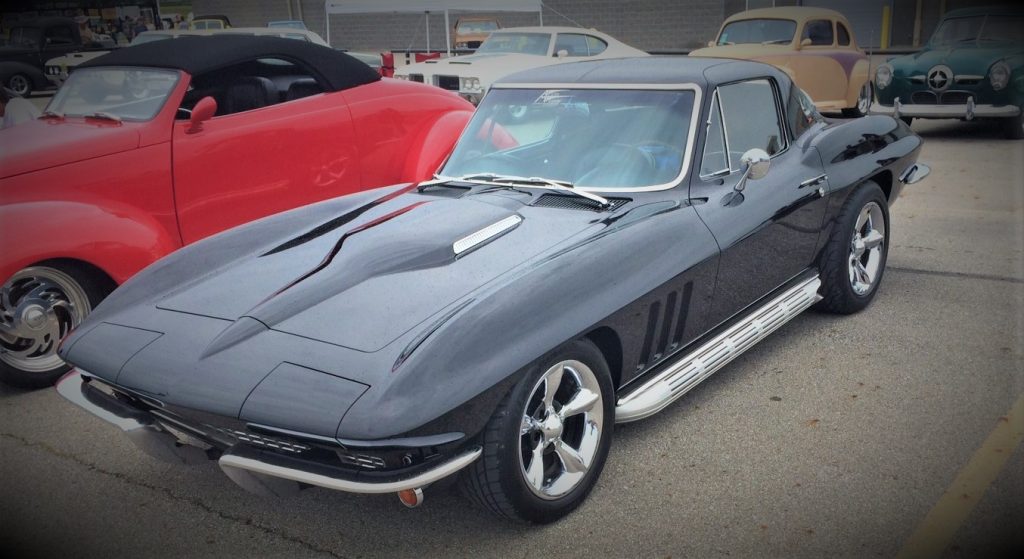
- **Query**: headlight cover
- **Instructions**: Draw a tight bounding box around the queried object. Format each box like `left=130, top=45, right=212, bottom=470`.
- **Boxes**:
left=989, top=61, right=1011, bottom=91
left=875, top=64, right=893, bottom=89
left=460, top=76, right=483, bottom=92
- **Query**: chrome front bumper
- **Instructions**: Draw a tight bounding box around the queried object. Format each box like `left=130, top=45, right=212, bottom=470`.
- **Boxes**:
left=56, top=369, right=481, bottom=497
left=871, top=98, right=1021, bottom=120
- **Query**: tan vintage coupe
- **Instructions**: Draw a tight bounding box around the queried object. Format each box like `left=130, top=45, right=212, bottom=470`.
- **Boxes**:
left=690, top=7, right=872, bottom=116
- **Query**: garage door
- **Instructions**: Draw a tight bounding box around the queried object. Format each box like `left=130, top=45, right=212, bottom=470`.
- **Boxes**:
left=803, top=0, right=889, bottom=48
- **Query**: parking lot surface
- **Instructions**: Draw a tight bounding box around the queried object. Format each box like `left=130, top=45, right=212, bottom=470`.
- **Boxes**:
left=1, top=117, right=1021, bottom=558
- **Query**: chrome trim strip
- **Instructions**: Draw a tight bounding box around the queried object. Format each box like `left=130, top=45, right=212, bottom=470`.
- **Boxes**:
left=218, top=447, right=483, bottom=494
left=453, top=214, right=523, bottom=255
left=799, top=174, right=828, bottom=189
left=955, top=75, right=984, bottom=82
left=870, top=102, right=1021, bottom=118
left=616, top=275, right=822, bottom=423
left=484, top=82, right=704, bottom=193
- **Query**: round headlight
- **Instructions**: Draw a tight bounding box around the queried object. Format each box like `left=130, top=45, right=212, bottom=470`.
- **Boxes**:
left=875, top=64, right=893, bottom=89
left=460, top=76, right=482, bottom=92
left=989, top=61, right=1011, bottom=91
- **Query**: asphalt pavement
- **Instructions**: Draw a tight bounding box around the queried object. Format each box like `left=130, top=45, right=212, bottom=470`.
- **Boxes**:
left=1, top=117, right=1021, bottom=558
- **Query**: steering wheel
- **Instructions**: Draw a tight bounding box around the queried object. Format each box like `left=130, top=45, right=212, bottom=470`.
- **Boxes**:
left=576, top=143, right=657, bottom=187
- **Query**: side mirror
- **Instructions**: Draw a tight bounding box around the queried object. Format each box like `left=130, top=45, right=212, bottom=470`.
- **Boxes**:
left=707, top=40, right=716, bottom=47
left=187, top=96, right=217, bottom=133
left=735, top=148, right=770, bottom=192
left=797, top=37, right=812, bottom=50
left=556, top=49, right=569, bottom=58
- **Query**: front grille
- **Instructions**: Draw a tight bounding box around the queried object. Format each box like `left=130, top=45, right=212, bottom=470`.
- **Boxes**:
left=911, top=91, right=938, bottom=104
left=408, top=73, right=423, bottom=83
left=532, top=194, right=629, bottom=211
left=210, top=426, right=311, bottom=454
left=337, top=452, right=387, bottom=470
left=941, top=91, right=972, bottom=105
left=434, top=74, right=460, bottom=91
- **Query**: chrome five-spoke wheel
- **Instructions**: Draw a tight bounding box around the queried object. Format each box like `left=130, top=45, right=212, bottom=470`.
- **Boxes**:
left=519, top=360, right=604, bottom=499
left=849, top=201, right=886, bottom=295
left=0, top=267, right=90, bottom=372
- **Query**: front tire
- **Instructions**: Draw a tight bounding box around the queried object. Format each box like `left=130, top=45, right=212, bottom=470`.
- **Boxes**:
left=0, top=263, right=111, bottom=389
left=461, top=339, right=614, bottom=523
left=817, top=181, right=890, bottom=314
left=1004, top=109, right=1024, bottom=140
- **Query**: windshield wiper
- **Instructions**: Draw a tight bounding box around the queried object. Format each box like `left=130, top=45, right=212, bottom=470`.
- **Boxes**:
left=84, top=112, right=122, bottom=122
left=39, top=110, right=64, bottom=120
left=457, top=173, right=611, bottom=208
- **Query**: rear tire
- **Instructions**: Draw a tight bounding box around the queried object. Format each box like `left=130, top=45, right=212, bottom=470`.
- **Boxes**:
left=460, top=339, right=614, bottom=523
left=1004, top=109, right=1024, bottom=140
left=817, top=181, right=890, bottom=314
left=0, top=263, right=112, bottom=389
left=6, top=73, right=31, bottom=97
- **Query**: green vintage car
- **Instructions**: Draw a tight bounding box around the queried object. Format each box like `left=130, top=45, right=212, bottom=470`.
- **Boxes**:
left=871, top=5, right=1024, bottom=139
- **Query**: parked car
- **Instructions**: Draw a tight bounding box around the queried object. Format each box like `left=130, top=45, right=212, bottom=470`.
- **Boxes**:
left=871, top=5, right=1024, bottom=138
left=452, top=16, right=500, bottom=50
left=55, top=56, right=928, bottom=523
left=190, top=15, right=231, bottom=30
left=0, top=17, right=113, bottom=95
left=394, top=26, right=647, bottom=104
left=690, top=7, right=872, bottom=117
left=0, top=35, right=475, bottom=388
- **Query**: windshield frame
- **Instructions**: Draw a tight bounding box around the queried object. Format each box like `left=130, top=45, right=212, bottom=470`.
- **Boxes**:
left=444, top=82, right=703, bottom=193
left=46, top=66, right=182, bottom=122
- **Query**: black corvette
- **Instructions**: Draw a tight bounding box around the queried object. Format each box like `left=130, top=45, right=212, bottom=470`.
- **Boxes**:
left=56, top=57, right=929, bottom=523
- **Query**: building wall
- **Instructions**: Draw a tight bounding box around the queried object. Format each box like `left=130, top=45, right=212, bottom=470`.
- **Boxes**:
left=193, top=0, right=724, bottom=52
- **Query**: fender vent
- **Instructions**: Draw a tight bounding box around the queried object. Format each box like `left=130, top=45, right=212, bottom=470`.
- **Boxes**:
left=636, top=282, right=694, bottom=371
left=532, top=194, right=629, bottom=212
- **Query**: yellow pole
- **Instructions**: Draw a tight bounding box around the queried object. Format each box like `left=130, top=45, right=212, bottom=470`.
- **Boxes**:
left=881, top=5, right=892, bottom=50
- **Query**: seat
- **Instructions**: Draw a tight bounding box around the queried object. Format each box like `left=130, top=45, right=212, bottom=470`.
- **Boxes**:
left=285, top=78, right=323, bottom=101
left=221, top=76, right=277, bottom=115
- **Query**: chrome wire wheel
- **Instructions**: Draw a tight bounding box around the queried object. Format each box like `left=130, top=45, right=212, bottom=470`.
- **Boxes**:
left=849, top=202, right=886, bottom=295
left=519, top=359, right=604, bottom=500
left=0, top=267, right=91, bottom=373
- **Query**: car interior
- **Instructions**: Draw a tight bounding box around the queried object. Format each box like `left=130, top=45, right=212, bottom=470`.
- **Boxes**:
left=177, top=57, right=325, bottom=118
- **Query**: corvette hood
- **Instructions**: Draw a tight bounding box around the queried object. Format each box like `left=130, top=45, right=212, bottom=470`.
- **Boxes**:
left=155, top=192, right=599, bottom=353
left=893, top=45, right=1022, bottom=74
left=0, top=118, right=141, bottom=179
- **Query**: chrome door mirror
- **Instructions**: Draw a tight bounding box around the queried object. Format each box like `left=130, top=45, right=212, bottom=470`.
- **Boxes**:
left=734, top=148, right=770, bottom=192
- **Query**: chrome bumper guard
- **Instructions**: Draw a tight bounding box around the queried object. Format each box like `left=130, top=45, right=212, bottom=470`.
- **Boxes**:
left=871, top=99, right=1021, bottom=120
left=899, top=163, right=931, bottom=185
left=56, top=369, right=482, bottom=496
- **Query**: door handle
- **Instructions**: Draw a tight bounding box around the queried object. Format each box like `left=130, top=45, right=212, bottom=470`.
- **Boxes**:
left=799, top=174, right=828, bottom=189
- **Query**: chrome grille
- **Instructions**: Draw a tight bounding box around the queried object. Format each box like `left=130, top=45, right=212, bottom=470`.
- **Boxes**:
left=532, top=194, right=629, bottom=211
left=337, top=452, right=386, bottom=470
left=941, top=91, right=972, bottom=105
left=434, top=75, right=460, bottom=91
left=911, top=91, right=938, bottom=105
left=209, top=426, right=311, bottom=454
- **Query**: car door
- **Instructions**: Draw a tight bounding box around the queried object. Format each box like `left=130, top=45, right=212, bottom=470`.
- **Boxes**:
left=691, top=78, right=829, bottom=327
left=171, top=59, right=361, bottom=244
left=787, top=19, right=848, bottom=106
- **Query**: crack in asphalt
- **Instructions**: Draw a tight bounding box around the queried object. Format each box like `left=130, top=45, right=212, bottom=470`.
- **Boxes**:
left=889, top=266, right=1024, bottom=285
left=0, top=432, right=347, bottom=559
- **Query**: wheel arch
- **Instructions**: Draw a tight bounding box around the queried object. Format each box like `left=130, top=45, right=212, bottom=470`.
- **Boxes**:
left=868, top=170, right=894, bottom=201
left=583, top=326, right=623, bottom=391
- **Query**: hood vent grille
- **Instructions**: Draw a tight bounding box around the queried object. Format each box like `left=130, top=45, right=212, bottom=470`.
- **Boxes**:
left=533, top=194, right=629, bottom=212
left=453, top=214, right=522, bottom=255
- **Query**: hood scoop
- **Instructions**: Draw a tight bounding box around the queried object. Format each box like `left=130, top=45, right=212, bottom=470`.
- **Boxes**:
left=453, top=215, right=522, bottom=255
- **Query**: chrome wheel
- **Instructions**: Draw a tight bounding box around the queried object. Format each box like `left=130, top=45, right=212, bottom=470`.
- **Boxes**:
left=0, top=267, right=91, bottom=373
left=7, top=74, right=30, bottom=96
left=519, top=360, right=604, bottom=500
left=849, top=202, right=886, bottom=295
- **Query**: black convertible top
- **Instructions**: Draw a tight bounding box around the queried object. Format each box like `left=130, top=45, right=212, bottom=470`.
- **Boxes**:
left=80, top=35, right=380, bottom=91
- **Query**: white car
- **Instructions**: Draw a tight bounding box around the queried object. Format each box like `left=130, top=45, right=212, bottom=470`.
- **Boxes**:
left=394, top=26, right=647, bottom=103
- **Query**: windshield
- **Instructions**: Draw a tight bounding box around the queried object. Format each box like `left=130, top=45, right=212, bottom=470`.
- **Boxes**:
left=441, top=88, right=696, bottom=190
left=476, top=32, right=551, bottom=55
left=717, top=19, right=797, bottom=45
left=47, top=67, right=180, bottom=121
left=458, top=20, right=499, bottom=33
left=930, top=16, right=1024, bottom=46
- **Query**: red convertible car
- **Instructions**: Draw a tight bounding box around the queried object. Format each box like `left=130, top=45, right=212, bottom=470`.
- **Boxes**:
left=0, top=35, right=474, bottom=388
